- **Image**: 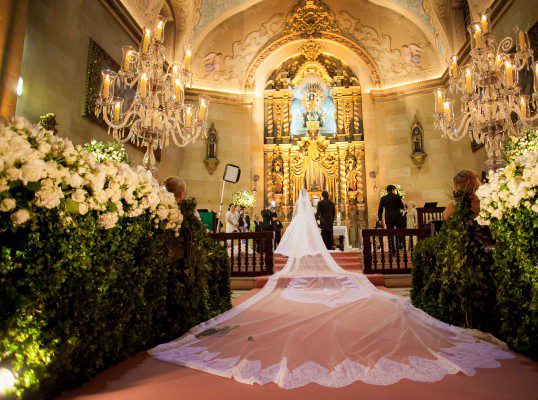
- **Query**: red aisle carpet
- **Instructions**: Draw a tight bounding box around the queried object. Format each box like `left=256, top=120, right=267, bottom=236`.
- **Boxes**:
left=255, top=252, right=385, bottom=288
left=59, top=289, right=538, bottom=400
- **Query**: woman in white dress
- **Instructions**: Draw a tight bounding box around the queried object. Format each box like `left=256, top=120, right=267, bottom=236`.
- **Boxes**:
left=225, top=204, right=237, bottom=233
left=150, top=189, right=512, bottom=389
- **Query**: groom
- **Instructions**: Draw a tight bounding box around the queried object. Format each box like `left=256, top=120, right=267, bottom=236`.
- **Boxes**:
left=315, top=191, right=336, bottom=250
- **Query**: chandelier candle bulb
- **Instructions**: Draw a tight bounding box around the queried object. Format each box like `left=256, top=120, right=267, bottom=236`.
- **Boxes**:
left=444, top=101, right=452, bottom=124
left=436, top=89, right=444, bottom=112
left=140, top=73, right=148, bottom=97
left=156, top=21, right=163, bottom=42
left=519, top=30, right=528, bottom=50
left=123, top=50, right=132, bottom=70
left=496, top=55, right=502, bottom=68
left=114, top=102, right=121, bottom=122
left=175, top=79, right=182, bottom=102
left=481, top=14, right=489, bottom=33
left=465, top=69, right=473, bottom=94
left=474, top=25, right=482, bottom=48
left=451, top=56, right=458, bottom=77
left=103, top=74, right=111, bottom=99
left=521, top=98, right=527, bottom=118
left=505, top=62, right=514, bottom=86
left=142, top=29, right=151, bottom=52
left=198, top=99, right=206, bottom=122
left=184, top=49, right=192, bottom=70
left=185, top=107, right=193, bottom=127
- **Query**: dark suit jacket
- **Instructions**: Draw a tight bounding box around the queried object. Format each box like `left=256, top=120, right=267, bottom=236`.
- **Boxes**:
left=315, top=198, right=336, bottom=231
left=378, top=193, right=404, bottom=223
left=254, top=220, right=262, bottom=232
left=260, top=209, right=277, bottom=231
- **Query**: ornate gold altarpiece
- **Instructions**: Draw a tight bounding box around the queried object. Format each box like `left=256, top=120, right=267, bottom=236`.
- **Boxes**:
left=263, top=39, right=367, bottom=224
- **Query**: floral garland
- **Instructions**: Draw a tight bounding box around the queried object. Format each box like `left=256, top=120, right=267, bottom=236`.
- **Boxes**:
left=84, top=139, right=129, bottom=164
left=476, top=149, right=538, bottom=225
left=0, top=117, right=182, bottom=233
left=231, top=190, right=256, bottom=208
left=381, top=184, right=406, bottom=200
left=504, top=129, right=538, bottom=164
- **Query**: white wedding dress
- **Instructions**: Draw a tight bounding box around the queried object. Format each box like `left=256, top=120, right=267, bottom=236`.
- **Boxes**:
left=150, top=189, right=513, bottom=388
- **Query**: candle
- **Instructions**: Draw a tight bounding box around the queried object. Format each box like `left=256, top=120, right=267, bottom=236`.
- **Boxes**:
left=173, top=65, right=178, bottom=77
left=175, top=79, right=182, bottom=103
left=521, top=98, right=527, bottom=118
left=114, top=102, right=121, bottom=123
left=474, top=25, right=482, bottom=48
left=496, top=55, right=502, bottom=68
left=505, top=62, right=514, bottom=86
left=140, top=73, right=148, bottom=97
left=451, top=56, right=458, bottom=78
left=184, top=49, right=192, bottom=70
left=465, top=68, right=473, bottom=94
left=519, top=31, right=527, bottom=50
left=123, top=50, right=132, bottom=70
left=444, top=102, right=452, bottom=124
left=142, top=29, right=151, bottom=52
left=156, top=21, right=163, bottom=42
left=481, top=15, right=489, bottom=33
left=198, top=99, right=206, bottom=122
left=185, top=107, right=192, bottom=127
left=103, top=74, right=111, bottom=98
left=436, top=90, right=444, bottom=112
left=535, top=63, right=538, bottom=82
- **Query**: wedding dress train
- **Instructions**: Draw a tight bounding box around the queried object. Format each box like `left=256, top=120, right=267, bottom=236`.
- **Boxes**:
left=149, top=189, right=513, bottom=388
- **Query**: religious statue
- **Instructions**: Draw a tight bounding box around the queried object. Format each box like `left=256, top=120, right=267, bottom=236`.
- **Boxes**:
left=204, top=123, right=219, bottom=174
left=410, top=118, right=427, bottom=169
left=345, top=149, right=358, bottom=192
left=272, top=155, right=284, bottom=194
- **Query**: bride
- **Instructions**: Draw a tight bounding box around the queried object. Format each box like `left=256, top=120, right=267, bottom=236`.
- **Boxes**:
left=149, top=189, right=512, bottom=388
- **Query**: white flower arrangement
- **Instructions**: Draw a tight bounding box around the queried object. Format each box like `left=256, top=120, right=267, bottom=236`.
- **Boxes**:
left=0, top=117, right=182, bottom=233
left=232, top=190, right=256, bottom=208
left=476, top=149, right=538, bottom=226
left=503, top=130, right=538, bottom=164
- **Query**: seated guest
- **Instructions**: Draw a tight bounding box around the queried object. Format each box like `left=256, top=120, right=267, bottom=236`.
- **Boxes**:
left=443, top=170, right=481, bottom=220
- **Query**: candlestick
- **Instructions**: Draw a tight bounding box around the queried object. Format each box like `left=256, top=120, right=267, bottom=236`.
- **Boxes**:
left=451, top=56, right=458, bottom=78
left=474, top=25, right=482, bottom=48
left=184, top=49, right=192, bottom=70
left=505, top=62, right=514, bottom=86
left=465, top=68, right=473, bottom=94
left=156, top=21, right=163, bottom=42
left=103, top=75, right=111, bottom=99
left=519, top=31, right=527, bottom=50
left=185, top=107, right=193, bottom=127
left=481, top=15, right=489, bottom=33
left=114, top=102, right=121, bottom=123
left=140, top=73, right=148, bottom=97
left=142, top=29, right=151, bottom=52
left=175, top=79, right=182, bottom=103
left=123, top=50, right=132, bottom=70
left=198, top=98, right=206, bottom=122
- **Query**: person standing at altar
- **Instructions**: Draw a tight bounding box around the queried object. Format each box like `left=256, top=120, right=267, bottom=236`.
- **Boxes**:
left=225, top=204, right=239, bottom=233
left=274, top=218, right=283, bottom=245
left=260, top=205, right=277, bottom=232
left=349, top=204, right=360, bottom=248
left=378, top=185, right=404, bottom=229
left=253, top=214, right=262, bottom=232
left=315, top=191, right=336, bottom=250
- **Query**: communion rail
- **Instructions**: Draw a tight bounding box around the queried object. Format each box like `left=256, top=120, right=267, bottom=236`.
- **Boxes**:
left=417, top=207, right=446, bottom=229
left=362, top=228, right=432, bottom=274
left=210, top=232, right=274, bottom=277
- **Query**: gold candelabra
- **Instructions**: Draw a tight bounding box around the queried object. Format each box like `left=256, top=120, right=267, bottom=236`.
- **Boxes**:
left=434, top=10, right=538, bottom=170
left=95, top=16, right=209, bottom=173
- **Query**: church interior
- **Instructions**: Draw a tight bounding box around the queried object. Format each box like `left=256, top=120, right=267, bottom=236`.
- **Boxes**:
left=1, top=0, right=538, bottom=399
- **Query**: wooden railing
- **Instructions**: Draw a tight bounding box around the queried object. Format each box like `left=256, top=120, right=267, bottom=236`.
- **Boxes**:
left=417, top=207, right=446, bottom=229
left=362, top=228, right=431, bottom=274
left=210, top=232, right=274, bottom=277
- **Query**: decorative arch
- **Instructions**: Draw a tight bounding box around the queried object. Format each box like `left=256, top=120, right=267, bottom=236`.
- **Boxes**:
left=243, top=32, right=382, bottom=91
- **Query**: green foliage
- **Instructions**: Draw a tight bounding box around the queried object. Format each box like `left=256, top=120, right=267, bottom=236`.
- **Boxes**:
left=412, top=192, right=496, bottom=331
left=37, top=113, right=58, bottom=134
left=83, top=140, right=129, bottom=164
left=0, top=198, right=231, bottom=399
left=503, top=129, right=538, bottom=164
left=490, top=206, right=538, bottom=359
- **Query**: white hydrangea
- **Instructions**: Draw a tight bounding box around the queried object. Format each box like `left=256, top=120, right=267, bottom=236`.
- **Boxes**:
left=98, top=212, right=119, bottom=229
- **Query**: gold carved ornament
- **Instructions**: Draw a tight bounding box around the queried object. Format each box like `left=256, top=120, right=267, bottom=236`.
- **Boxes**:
left=282, top=0, right=341, bottom=36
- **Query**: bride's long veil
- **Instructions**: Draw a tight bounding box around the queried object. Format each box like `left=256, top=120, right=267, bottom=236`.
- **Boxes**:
left=149, top=189, right=513, bottom=388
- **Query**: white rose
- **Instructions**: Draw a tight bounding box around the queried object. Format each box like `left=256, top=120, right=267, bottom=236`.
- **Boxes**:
left=38, top=142, right=51, bottom=154
left=71, top=188, right=86, bottom=203
left=79, top=202, right=89, bottom=215
left=93, top=190, right=109, bottom=204
left=0, top=198, right=16, bottom=212
left=5, top=167, right=20, bottom=181
left=12, top=117, right=34, bottom=131
left=10, top=209, right=30, bottom=225
left=105, top=187, right=121, bottom=203
left=20, top=159, right=46, bottom=184
left=69, top=172, right=84, bottom=188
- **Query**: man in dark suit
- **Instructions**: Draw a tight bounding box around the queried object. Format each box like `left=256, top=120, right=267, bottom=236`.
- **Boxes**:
left=315, top=191, right=336, bottom=250
left=378, top=185, right=405, bottom=229
left=260, top=206, right=277, bottom=231
left=253, top=214, right=262, bottom=232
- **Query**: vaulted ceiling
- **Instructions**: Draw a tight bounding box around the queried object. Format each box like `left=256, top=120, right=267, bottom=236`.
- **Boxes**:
left=119, top=0, right=497, bottom=91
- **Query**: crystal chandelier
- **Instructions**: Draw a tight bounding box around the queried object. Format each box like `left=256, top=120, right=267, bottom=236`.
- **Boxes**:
left=94, top=16, right=209, bottom=173
left=434, top=11, right=538, bottom=170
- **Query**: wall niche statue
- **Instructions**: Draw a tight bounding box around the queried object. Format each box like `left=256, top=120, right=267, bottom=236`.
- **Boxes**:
left=271, top=152, right=284, bottom=194
left=204, top=123, right=219, bottom=175
left=410, top=118, right=427, bottom=169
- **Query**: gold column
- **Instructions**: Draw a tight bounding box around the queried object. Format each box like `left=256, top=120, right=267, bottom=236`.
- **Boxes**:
left=280, top=144, right=292, bottom=206
left=265, top=93, right=274, bottom=136
left=264, top=145, right=275, bottom=204
left=0, top=0, right=29, bottom=119
left=336, top=93, right=344, bottom=133
left=353, top=96, right=360, bottom=133
left=337, top=142, right=347, bottom=206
